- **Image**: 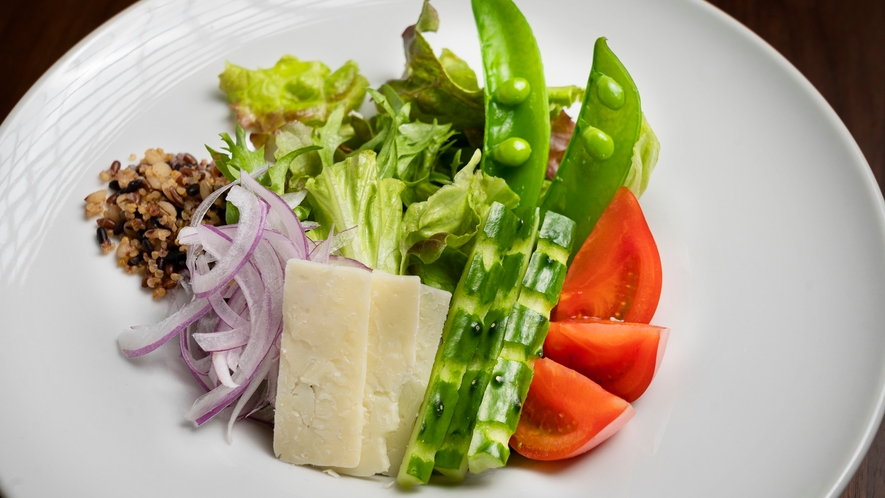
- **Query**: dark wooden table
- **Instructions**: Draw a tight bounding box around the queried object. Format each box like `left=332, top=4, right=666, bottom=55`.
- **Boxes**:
left=0, top=0, right=882, bottom=496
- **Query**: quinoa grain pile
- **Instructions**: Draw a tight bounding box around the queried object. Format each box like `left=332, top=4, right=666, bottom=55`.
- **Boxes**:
left=85, top=149, right=230, bottom=298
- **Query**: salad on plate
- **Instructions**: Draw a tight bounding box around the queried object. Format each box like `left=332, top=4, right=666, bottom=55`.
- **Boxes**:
left=85, top=0, right=667, bottom=486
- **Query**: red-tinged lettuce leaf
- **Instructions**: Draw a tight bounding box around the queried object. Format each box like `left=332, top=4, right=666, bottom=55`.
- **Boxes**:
left=219, top=56, right=368, bottom=134
left=547, top=110, right=577, bottom=180
left=384, top=1, right=484, bottom=142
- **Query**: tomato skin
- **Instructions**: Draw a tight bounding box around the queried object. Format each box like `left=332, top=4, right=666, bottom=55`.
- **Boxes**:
left=544, top=320, right=669, bottom=402
left=510, top=358, right=634, bottom=461
left=553, top=187, right=662, bottom=324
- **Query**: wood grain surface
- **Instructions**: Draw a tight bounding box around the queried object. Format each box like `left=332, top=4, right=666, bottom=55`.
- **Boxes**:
left=0, top=0, right=883, bottom=496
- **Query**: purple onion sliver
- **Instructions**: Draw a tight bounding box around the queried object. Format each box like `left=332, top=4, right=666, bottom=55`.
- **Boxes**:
left=328, top=255, right=373, bottom=271
left=226, top=354, right=274, bottom=442
left=240, top=170, right=303, bottom=240
left=192, top=188, right=267, bottom=297
left=119, top=297, right=211, bottom=358
left=212, top=351, right=239, bottom=388
left=193, top=326, right=250, bottom=352
left=180, top=331, right=213, bottom=392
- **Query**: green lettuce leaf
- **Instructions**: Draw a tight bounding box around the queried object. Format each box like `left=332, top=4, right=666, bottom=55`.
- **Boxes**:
left=399, top=150, right=518, bottom=278
left=547, top=85, right=584, bottom=117
left=623, top=113, right=661, bottom=198
left=366, top=88, right=456, bottom=206
left=314, top=106, right=352, bottom=170
left=219, top=56, right=368, bottom=134
left=305, top=150, right=405, bottom=274
left=206, top=125, right=266, bottom=182
left=383, top=1, right=484, bottom=140
left=268, top=145, right=322, bottom=195
left=271, top=120, right=323, bottom=191
left=406, top=246, right=468, bottom=294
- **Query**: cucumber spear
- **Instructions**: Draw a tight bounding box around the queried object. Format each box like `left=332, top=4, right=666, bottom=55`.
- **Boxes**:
left=433, top=209, right=539, bottom=479
left=397, top=202, right=520, bottom=486
left=467, top=211, right=576, bottom=474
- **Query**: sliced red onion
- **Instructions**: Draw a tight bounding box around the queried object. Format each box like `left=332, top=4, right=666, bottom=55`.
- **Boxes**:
left=194, top=326, right=249, bottom=352
left=119, top=297, right=211, bottom=358
left=226, top=353, right=276, bottom=442
left=329, top=255, right=372, bottom=271
left=213, top=351, right=240, bottom=388
left=208, top=290, right=249, bottom=330
left=240, top=172, right=308, bottom=249
left=120, top=166, right=331, bottom=435
left=309, top=225, right=336, bottom=264
left=190, top=187, right=267, bottom=298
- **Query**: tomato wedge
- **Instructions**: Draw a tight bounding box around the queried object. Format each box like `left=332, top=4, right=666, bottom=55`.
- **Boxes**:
left=544, top=320, right=669, bottom=402
left=553, top=186, right=662, bottom=323
left=510, top=358, right=634, bottom=461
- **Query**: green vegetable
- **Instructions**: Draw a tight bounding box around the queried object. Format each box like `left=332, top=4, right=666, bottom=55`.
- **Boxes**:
left=397, top=203, right=521, bottom=486
left=623, top=114, right=661, bottom=198
left=384, top=1, right=485, bottom=140
left=433, top=208, right=539, bottom=479
left=399, top=150, right=518, bottom=283
left=493, top=137, right=532, bottom=167
left=366, top=88, right=456, bottom=205
left=467, top=211, right=576, bottom=474
left=304, top=150, right=405, bottom=274
left=547, top=85, right=584, bottom=117
left=270, top=121, right=323, bottom=190
left=473, top=0, right=550, bottom=221
left=496, top=77, right=531, bottom=106
left=540, top=38, right=645, bottom=255
left=206, top=124, right=318, bottom=222
left=219, top=56, right=368, bottom=133
left=206, top=125, right=266, bottom=183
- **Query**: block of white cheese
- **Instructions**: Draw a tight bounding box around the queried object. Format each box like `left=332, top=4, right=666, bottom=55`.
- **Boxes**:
left=384, top=285, right=452, bottom=476
left=334, top=272, right=422, bottom=476
left=273, top=259, right=372, bottom=467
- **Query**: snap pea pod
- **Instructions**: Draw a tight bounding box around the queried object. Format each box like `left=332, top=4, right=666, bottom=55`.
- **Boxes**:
left=473, top=0, right=550, bottom=221
left=433, top=208, right=539, bottom=479
left=540, top=38, right=642, bottom=256
left=467, top=211, right=576, bottom=474
left=397, top=202, right=520, bottom=486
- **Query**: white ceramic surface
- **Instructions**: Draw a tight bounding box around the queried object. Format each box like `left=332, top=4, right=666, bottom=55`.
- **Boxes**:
left=1, top=0, right=884, bottom=497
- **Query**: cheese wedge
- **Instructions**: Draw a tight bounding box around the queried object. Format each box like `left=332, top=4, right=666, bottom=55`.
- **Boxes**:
left=384, top=285, right=452, bottom=476
left=273, top=259, right=372, bottom=467
left=334, top=272, right=422, bottom=476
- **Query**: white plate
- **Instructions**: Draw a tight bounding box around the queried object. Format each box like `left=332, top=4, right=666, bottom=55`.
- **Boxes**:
left=1, top=0, right=883, bottom=496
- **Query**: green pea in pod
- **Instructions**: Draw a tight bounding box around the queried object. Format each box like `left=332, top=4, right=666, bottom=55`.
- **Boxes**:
left=474, top=0, right=551, bottom=222
left=540, top=37, right=644, bottom=258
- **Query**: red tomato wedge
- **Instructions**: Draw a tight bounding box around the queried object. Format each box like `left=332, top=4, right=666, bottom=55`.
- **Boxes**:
left=511, top=358, right=634, bottom=461
left=544, top=320, right=669, bottom=402
left=553, top=187, right=662, bottom=324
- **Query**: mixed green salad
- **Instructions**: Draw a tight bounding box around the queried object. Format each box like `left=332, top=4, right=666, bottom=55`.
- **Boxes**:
left=112, top=0, right=665, bottom=487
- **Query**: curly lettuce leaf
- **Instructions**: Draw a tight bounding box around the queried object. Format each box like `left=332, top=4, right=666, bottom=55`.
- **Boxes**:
left=365, top=88, right=456, bottom=206
left=271, top=120, right=322, bottom=190
left=399, top=150, right=518, bottom=278
left=206, top=125, right=266, bottom=182
left=219, top=56, right=368, bottom=134
left=305, top=150, right=405, bottom=274
left=383, top=2, right=484, bottom=139
left=623, top=113, right=661, bottom=198
left=268, top=145, right=322, bottom=195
